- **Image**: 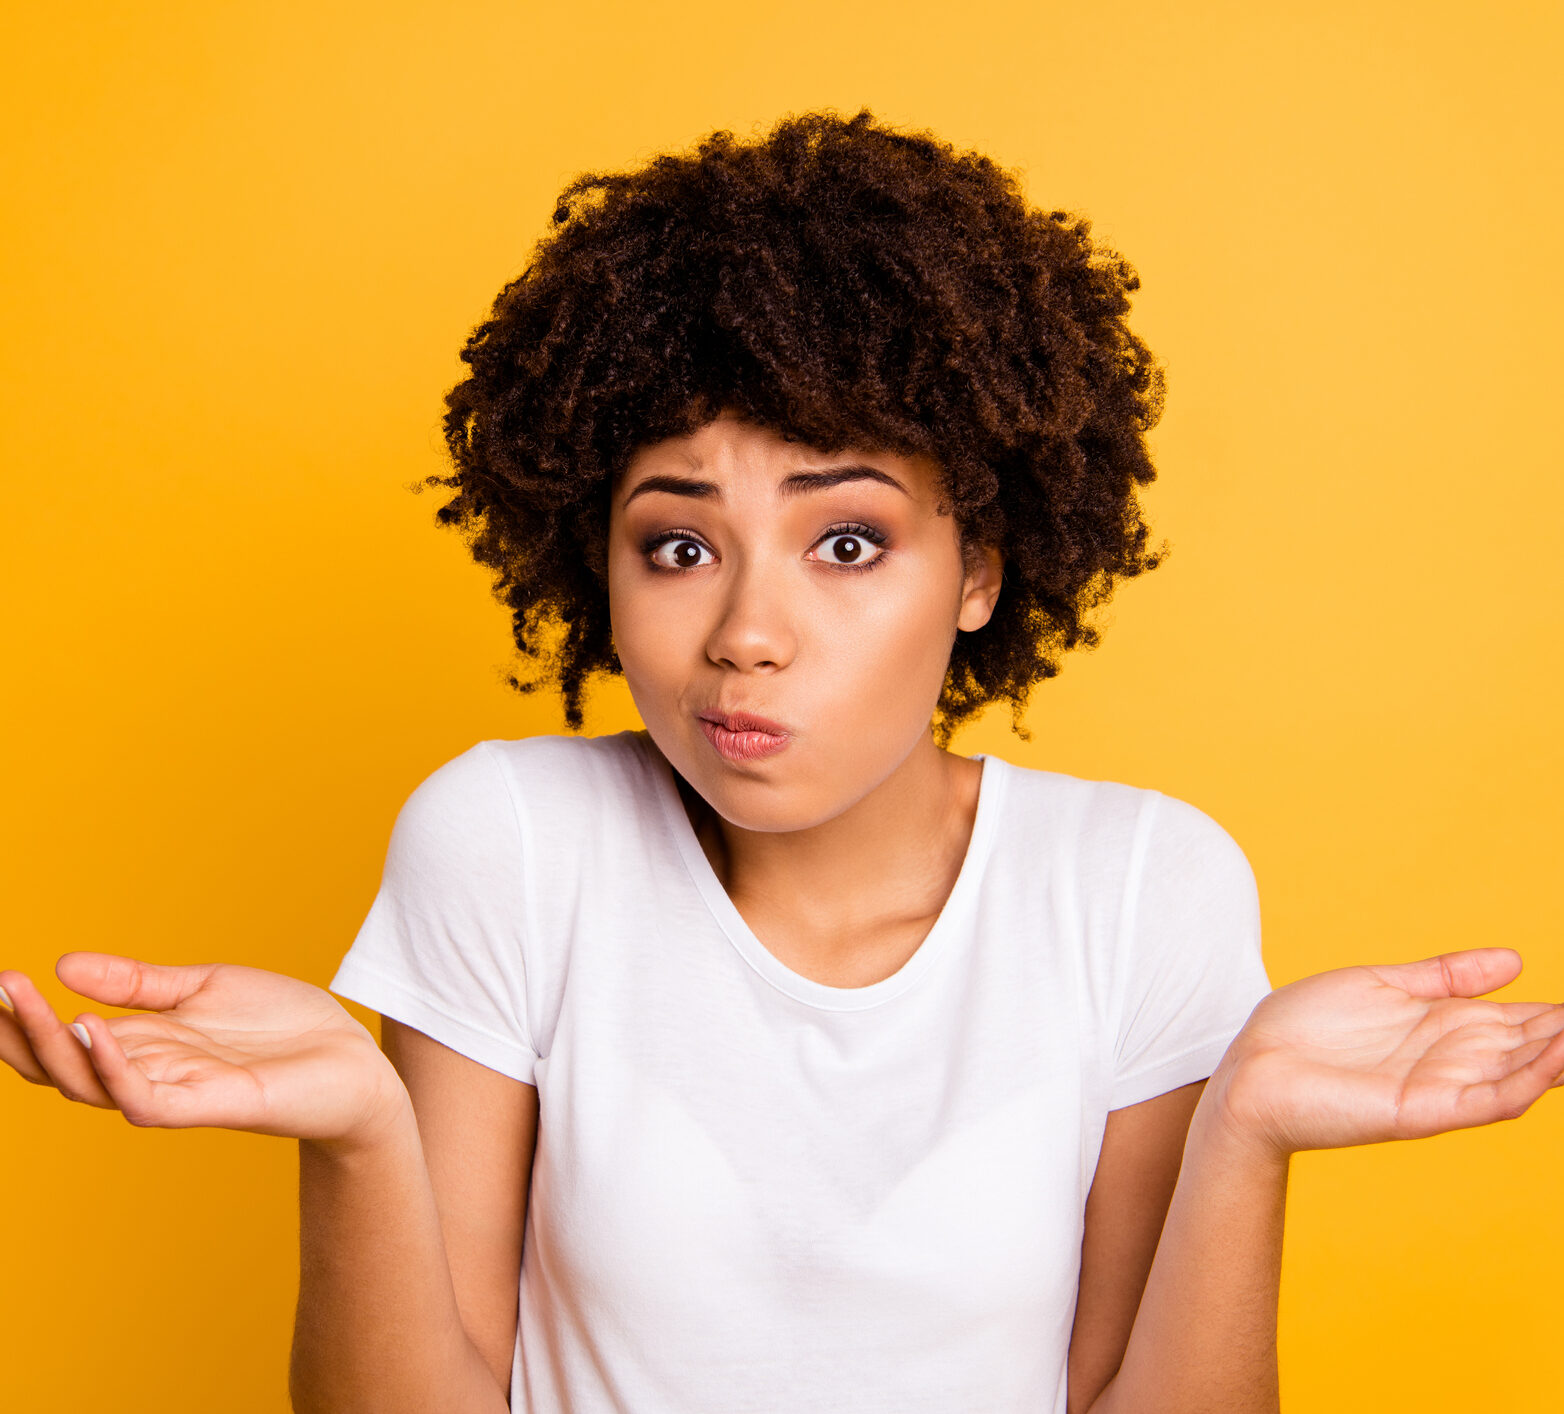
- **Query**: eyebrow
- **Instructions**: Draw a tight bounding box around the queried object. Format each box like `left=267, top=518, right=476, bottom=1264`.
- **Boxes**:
left=621, top=464, right=910, bottom=507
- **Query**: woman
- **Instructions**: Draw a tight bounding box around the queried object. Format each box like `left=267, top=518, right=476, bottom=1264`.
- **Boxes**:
left=2, top=111, right=1560, bottom=1414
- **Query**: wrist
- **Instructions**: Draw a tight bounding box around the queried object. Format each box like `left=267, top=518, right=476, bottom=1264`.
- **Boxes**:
left=1192, top=1050, right=1295, bottom=1174
left=303, top=1059, right=414, bottom=1161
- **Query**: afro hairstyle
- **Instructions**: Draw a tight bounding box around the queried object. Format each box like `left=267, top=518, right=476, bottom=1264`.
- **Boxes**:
left=433, top=108, right=1166, bottom=743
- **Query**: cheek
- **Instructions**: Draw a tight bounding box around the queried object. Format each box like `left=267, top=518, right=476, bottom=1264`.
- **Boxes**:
left=813, top=573, right=961, bottom=709
left=609, top=590, right=656, bottom=674
left=608, top=565, right=691, bottom=704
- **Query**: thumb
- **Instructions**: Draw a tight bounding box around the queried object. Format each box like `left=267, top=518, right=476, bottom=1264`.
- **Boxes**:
left=1365, top=947, right=1524, bottom=1000
left=55, top=952, right=216, bottom=1012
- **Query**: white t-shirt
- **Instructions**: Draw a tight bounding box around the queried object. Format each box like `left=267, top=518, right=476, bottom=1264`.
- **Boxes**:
left=329, top=729, right=1271, bottom=1414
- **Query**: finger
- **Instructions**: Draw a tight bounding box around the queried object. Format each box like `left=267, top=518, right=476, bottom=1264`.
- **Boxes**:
left=1510, top=1015, right=1564, bottom=1089
left=0, top=986, right=51, bottom=1085
left=1494, top=1001, right=1564, bottom=1027
left=1469, top=1023, right=1564, bottom=1124
left=1366, top=948, right=1524, bottom=1000
left=0, top=969, right=116, bottom=1107
left=54, top=953, right=216, bottom=1014
left=71, top=1012, right=165, bottom=1126
left=1516, top=1004, right=1564, bottom=1044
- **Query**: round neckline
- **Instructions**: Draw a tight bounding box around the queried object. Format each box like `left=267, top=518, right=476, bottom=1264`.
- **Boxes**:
left=638, top=732, right=1009, bottom=1012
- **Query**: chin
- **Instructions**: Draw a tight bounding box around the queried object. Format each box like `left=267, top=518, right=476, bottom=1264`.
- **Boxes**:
left=706, top=791, right=847, bottom=835
left=688, top=752, right=889, bottom=835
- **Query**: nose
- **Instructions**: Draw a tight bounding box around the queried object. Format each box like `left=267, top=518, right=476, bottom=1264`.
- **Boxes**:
left=703, top=558, right=797, bottom=674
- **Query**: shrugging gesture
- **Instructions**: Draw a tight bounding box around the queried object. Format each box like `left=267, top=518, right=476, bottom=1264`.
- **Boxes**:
left=1101, top=945, right=1564, bottom=1414
left=0, top=952, right=405, bottom=1148
left=1213, top=946, right=1564, bottom=1158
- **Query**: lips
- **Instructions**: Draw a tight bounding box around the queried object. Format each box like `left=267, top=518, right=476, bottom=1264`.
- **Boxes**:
left=697, top=709, right=792, bottom=763
left=698, top=710, right=790, bottom=737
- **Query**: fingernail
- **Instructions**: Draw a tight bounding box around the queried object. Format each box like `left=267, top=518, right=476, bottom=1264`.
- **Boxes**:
left=69, top=1022, right=92, bottom=1049
left=0, top=985, right=12, bottom=1009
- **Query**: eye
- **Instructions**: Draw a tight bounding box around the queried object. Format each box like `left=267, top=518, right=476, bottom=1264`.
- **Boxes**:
left=645, top=533, right=715, bottom=571
left=809, top=523, right=888, bottom=569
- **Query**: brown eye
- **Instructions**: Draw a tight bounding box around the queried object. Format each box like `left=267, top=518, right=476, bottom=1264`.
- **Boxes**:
left=813, top=532, right=885, bottom=567
left=649, top=537, right=714, bottom=570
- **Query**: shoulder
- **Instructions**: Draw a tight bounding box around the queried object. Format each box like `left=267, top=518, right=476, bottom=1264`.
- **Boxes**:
left=477, top=728, right=653, bottom=800
left=384, top=729, right=657, bottom=870
left=986, top=752, right=1152, bottom=826
left=401, top=729, right=651, bottom=815
left=984, top=753, right=1252, bottom=892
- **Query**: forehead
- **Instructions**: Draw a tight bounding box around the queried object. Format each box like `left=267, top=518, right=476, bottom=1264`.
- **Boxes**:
left=614, top=415, right=942, bottom=509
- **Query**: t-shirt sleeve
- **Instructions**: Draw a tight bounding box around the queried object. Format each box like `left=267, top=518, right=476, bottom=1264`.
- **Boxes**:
left=1108, top=792, right=1272, bottom=1110
left=329, top=741, right=539, bottom=1085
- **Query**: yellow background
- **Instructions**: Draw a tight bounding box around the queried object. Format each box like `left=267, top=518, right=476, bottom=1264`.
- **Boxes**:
left=3, top=2, right=1560, bottom=1409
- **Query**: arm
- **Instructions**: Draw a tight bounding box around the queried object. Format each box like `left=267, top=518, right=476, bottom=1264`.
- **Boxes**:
left=0, top=952, right=523, bottom=1414
left=1065, top=1080, right=1212, bottom=1414
left=1080, top=1062, right=1287, bottom=1414
left=290, top=1019, right=538, bottom=1413
left=381, top=1018, right=537, bottom=1390
left=1081, top=946, right=1564, bottom=1414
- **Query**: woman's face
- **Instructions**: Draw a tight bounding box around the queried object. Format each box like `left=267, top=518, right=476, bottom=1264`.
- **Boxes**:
left=607, top=413, right=1002, bottom=832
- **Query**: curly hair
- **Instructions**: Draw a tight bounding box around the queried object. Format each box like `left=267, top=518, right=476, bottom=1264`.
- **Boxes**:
left=433, top=108, right=1166, bottom=744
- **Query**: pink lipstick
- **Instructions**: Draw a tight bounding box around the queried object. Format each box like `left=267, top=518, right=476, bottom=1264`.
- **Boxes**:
left=698, top=711, right=792, bottom=763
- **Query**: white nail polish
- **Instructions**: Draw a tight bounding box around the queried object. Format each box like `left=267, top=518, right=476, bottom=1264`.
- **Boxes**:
left=70, top=1022, right=92, bottom=1049
left=0, top=985, right=12, bottom=1009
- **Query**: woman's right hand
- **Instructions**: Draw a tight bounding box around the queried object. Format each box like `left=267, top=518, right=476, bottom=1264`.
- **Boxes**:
left=0, top=952, right=407, bottom=1149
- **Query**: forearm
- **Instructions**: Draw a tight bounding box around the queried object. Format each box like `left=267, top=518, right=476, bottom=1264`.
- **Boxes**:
left=289, top=1090, right=510, bottom=1414
left=1090, top=1065, right=1289, bottom=1414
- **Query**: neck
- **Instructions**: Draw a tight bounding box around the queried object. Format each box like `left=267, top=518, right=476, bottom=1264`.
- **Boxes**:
left=676, top=731, right=985, bottom=977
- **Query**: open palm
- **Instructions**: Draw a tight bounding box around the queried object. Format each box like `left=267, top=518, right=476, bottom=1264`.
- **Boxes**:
left=0, top=952, right=402, bottom=1144
left=1220, top=947, right=1564, bottom=1155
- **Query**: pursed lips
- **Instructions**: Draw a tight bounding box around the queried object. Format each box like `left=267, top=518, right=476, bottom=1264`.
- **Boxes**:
left=698, top=709, right=791, bottom=737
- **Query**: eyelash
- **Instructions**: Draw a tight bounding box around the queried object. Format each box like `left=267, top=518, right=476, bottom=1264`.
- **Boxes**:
left=641, top=522, right=890, bottom=575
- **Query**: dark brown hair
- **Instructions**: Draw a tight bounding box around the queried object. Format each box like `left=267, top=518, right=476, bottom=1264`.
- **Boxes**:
left=434, top=109, right=1165, bottom=742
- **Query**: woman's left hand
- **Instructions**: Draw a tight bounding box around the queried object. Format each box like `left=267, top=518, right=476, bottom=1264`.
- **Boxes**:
left=1211, top=947, right=1564, bottom=1160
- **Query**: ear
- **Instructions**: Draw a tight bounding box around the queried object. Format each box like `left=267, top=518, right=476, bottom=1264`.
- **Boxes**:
left=956, top=544, right=1003, bottom=632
